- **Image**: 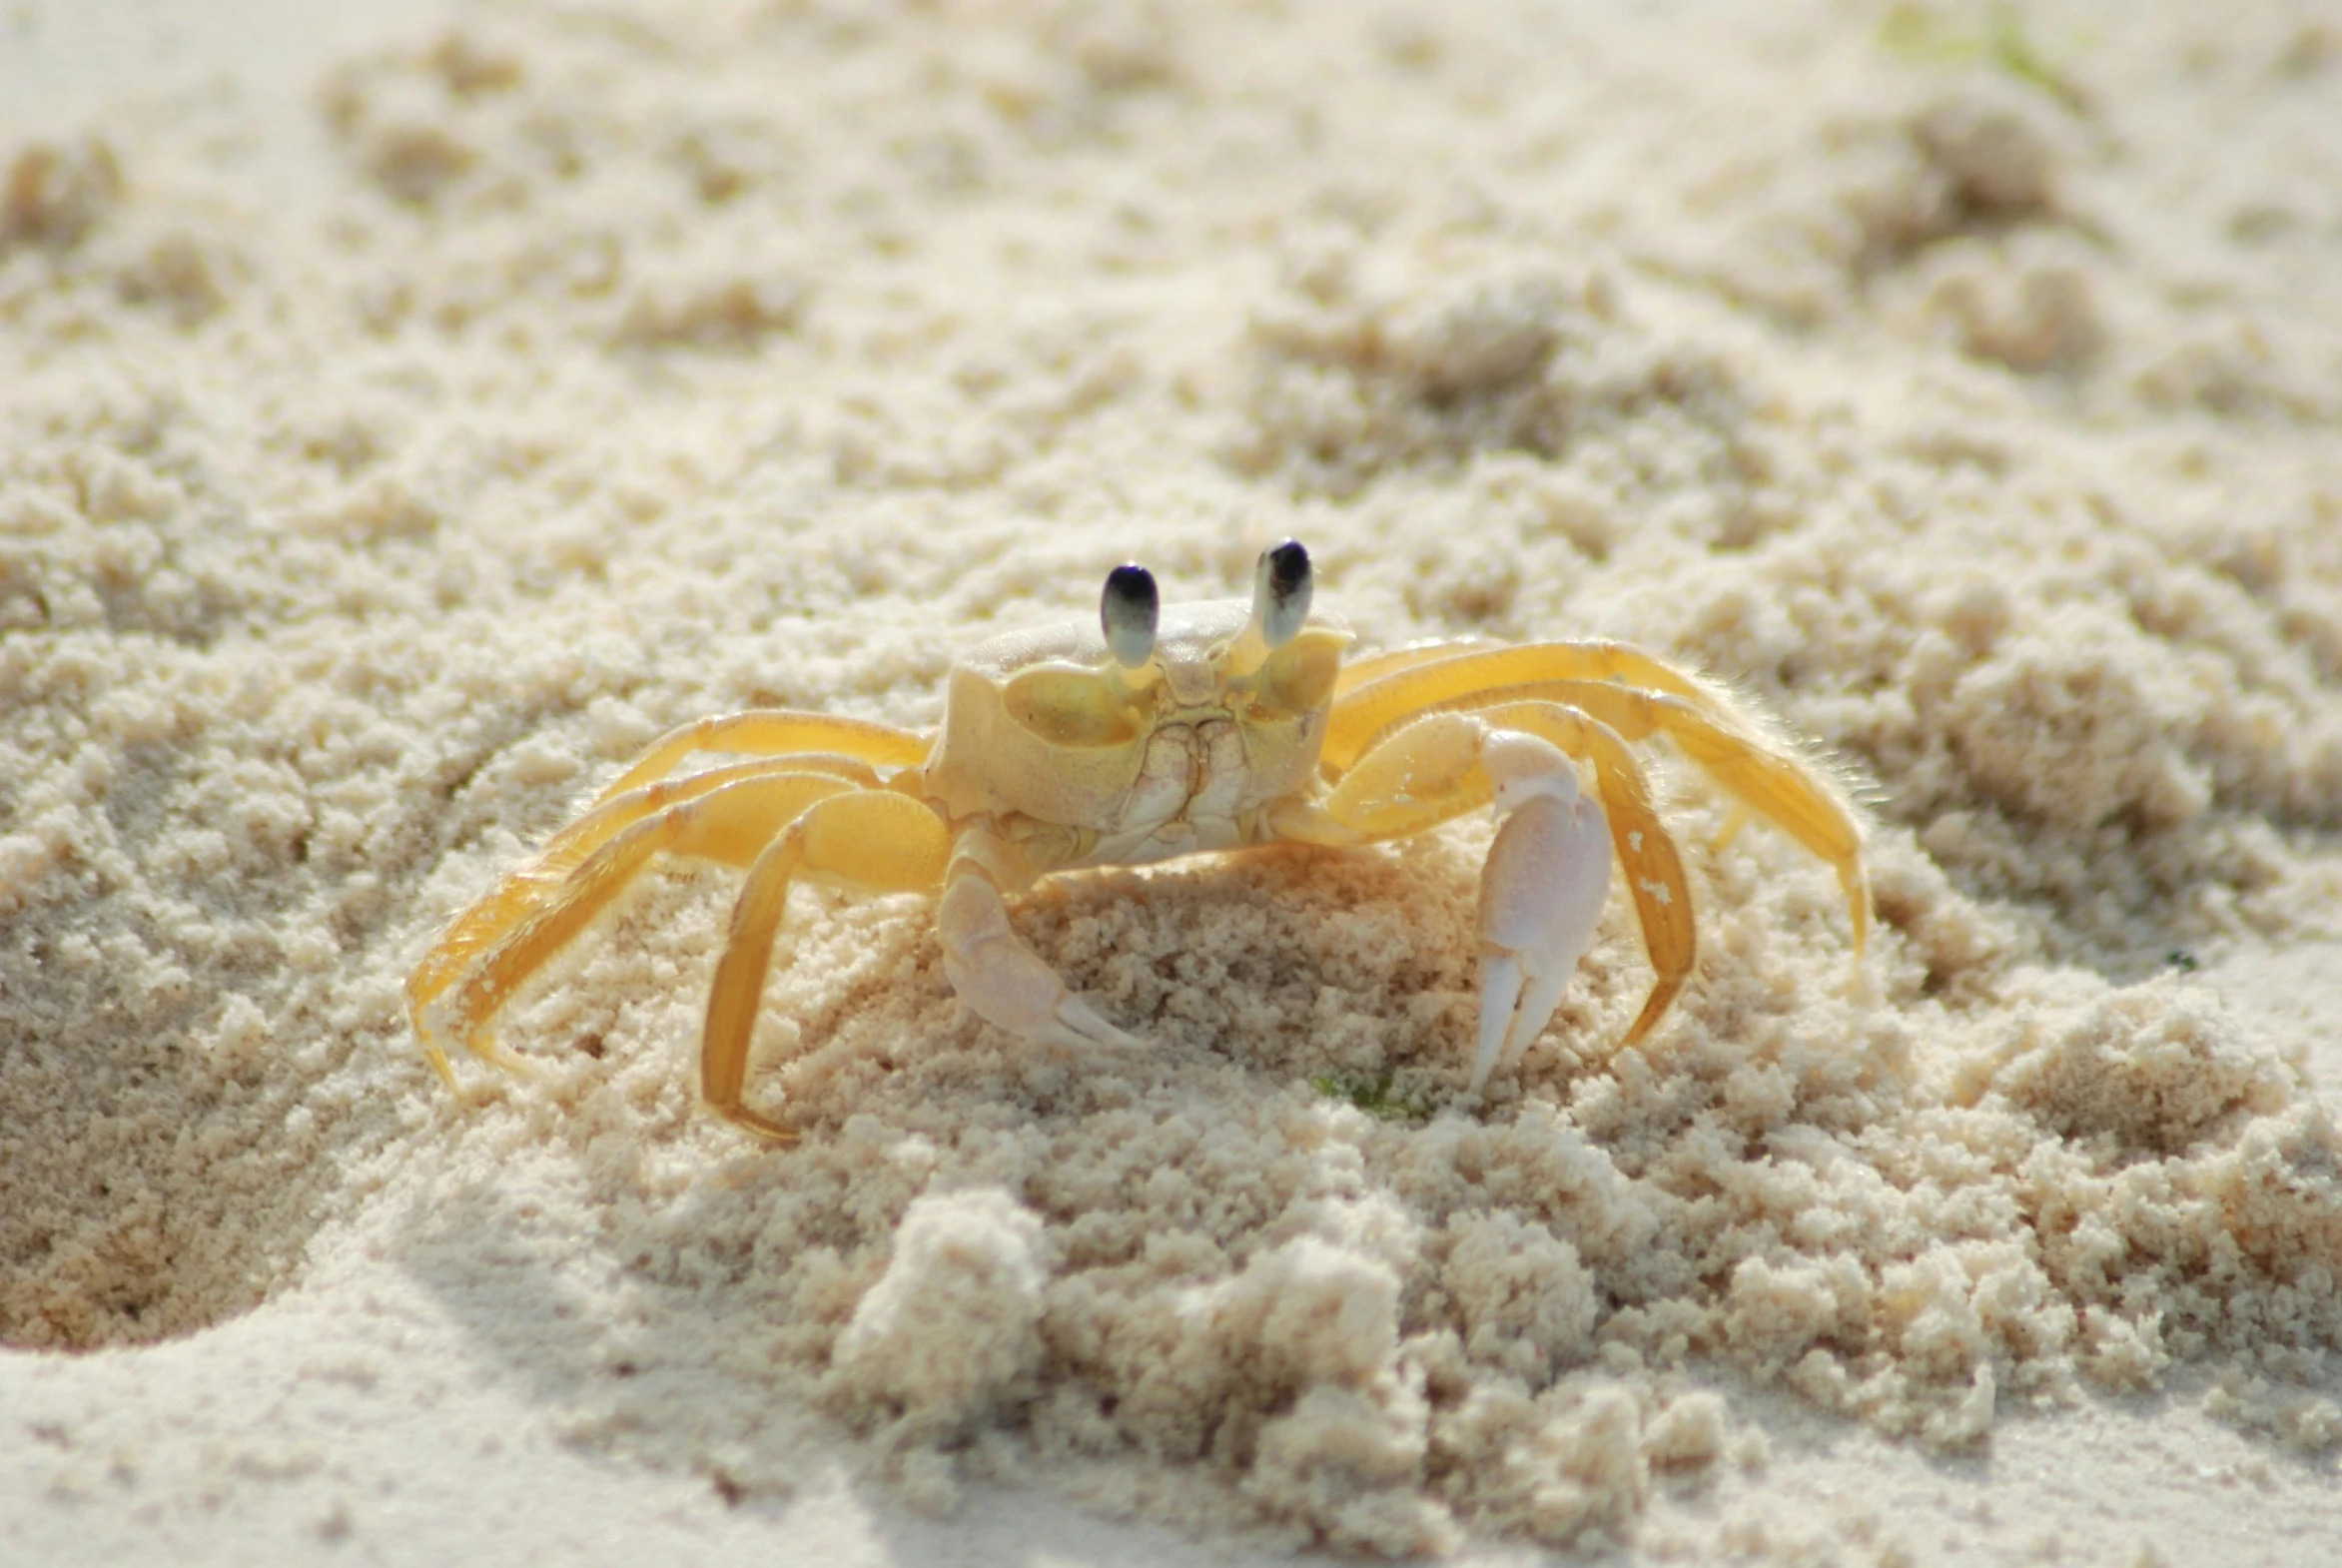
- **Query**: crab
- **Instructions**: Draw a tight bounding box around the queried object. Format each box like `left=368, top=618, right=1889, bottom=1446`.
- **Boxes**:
left=407, top=540, right=1870, bottom=1144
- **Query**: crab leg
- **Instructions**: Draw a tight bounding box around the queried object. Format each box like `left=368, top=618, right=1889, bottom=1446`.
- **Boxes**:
left=410, top=756, right=875, bottom=1012
left=1273, top=704, right=1696, bottom=1085
left=1323, top=639, right=1721, bottom=773
left=590, top=710, right=931, bottom=804
left=1332, top=637, right=1503, bottom=700
left=936, top=823, right=1143, bottom=1055
left=407, top=758, right=876, bottom=1067
left=411, top=768, right=859, bottom=1086
left=702, top=787, right=950, bottom=1143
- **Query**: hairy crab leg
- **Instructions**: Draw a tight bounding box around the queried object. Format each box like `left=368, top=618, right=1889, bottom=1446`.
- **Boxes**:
left=407, top=757, right=877, bottom=1070
left=1322, top=639, right=1723, bottom=774
left=411, top=769, right=861, bottom=1089
left=702, top=787, right=950, bottom=1144
left=1332, top=637, right=1503, bottom=700
left=1370, top=676, right=1869, bottom=954
left=590, top=710, right=931, bottom=804
left=1272, top=704, right=1695, bottom=1083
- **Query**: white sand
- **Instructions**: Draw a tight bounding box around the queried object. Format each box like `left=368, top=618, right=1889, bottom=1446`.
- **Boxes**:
left=5, top=1, right=2341, bottom=1562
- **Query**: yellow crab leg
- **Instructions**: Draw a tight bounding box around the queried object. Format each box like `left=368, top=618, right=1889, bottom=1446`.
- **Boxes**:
left=412, top=769, right=862, bottom=1088
left=406, top=756, right=878, bottom=1057
left=1323, top=640, right=1718, bottom=773
left=558, top=756, right=880, bottom=856
left=702, top=787, right=951, bottom=1144
left=1333, top=637, right=1503, bottom=700
left=591, top=710, right=931, bottom=804
left=1378, top=677, right=1869, bottom=955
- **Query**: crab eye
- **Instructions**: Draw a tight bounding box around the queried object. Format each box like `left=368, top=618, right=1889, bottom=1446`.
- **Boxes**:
left=1101, top=563, right=1159, bottom=669
left=1003, top=667, right=1143, bottom=748
left=1251, top=539, right=1312, bottom=649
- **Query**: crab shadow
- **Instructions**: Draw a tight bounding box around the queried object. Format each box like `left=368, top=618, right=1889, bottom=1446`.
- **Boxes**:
left=384, top=843, right=1484, bottom=1518
left=390, top=1158, right=1286, bottom=1568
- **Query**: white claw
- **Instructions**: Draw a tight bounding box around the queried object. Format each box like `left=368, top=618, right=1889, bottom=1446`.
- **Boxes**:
left=1474, top=954, right=1525, bottom=1092
left=1471, top=734, right=1612, bottom=1093
left=1501, top=946, right=1578, bottom=1078
left=1050, top=991, right=1145, bottom=1052
left=938, top=870, right=1143, bottom=1053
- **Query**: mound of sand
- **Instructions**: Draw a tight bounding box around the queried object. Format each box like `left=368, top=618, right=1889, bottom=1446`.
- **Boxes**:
left=4, top=2, right=2340, bottom=1560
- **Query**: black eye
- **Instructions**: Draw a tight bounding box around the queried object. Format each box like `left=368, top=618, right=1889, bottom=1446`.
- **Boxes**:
left=1253, top=539, right=1312, bottom=648
left=1101, top=563, right=1159, bottom=669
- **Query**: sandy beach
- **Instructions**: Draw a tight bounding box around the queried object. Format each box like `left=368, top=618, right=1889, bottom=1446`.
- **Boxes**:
left=4, top=1, right=2341, bottom=1562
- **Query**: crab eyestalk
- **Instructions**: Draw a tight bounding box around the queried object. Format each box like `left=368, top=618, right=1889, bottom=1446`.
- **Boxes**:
left=1230, top=538, right=1312, bottom=675
left=1102, top=563, right=1161, bottom=672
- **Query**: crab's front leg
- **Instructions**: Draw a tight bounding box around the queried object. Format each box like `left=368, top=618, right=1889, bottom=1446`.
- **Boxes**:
left=701, top=786, right=953, bottom=1142
left=1272, top=707, right=1695, bottom=1093
left=936, top=820, right=1142, bottom=1053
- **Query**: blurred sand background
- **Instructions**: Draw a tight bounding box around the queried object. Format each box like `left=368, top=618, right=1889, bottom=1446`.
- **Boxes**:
left=4, top=1, right=2341, bottom=1563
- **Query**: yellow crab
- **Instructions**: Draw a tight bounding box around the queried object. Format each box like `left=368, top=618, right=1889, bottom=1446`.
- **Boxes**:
left=407, top=541, right=1870, bottom=1144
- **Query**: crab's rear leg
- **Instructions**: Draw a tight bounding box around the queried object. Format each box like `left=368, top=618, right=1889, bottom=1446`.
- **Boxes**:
left=1323, top=639, right=1718, bottom=772
left=407, top=757, right=881, bottom=1061
left=410, top=768, right=860, bottom=1088
left=589, top=710, right=931, bottom=804
left=702, top=788, right=951, bottom=1143
left=410, top=707, right=928, bottom=1085
left=1272, top=705, right=1695, bottom=1089
left=1332, top=637, right=1503, bottom=700
left=1630, top=693, right=1869, bottom=956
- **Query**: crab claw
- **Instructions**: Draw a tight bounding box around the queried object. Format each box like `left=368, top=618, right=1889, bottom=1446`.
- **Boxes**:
left=1472, top=732, right=1612, bottom=1094
left=939, top=868, right=1143, bottom=1053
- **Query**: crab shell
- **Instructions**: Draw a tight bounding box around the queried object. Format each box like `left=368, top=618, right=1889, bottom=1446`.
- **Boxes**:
left=924, top=600, right=1353, bottom=862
